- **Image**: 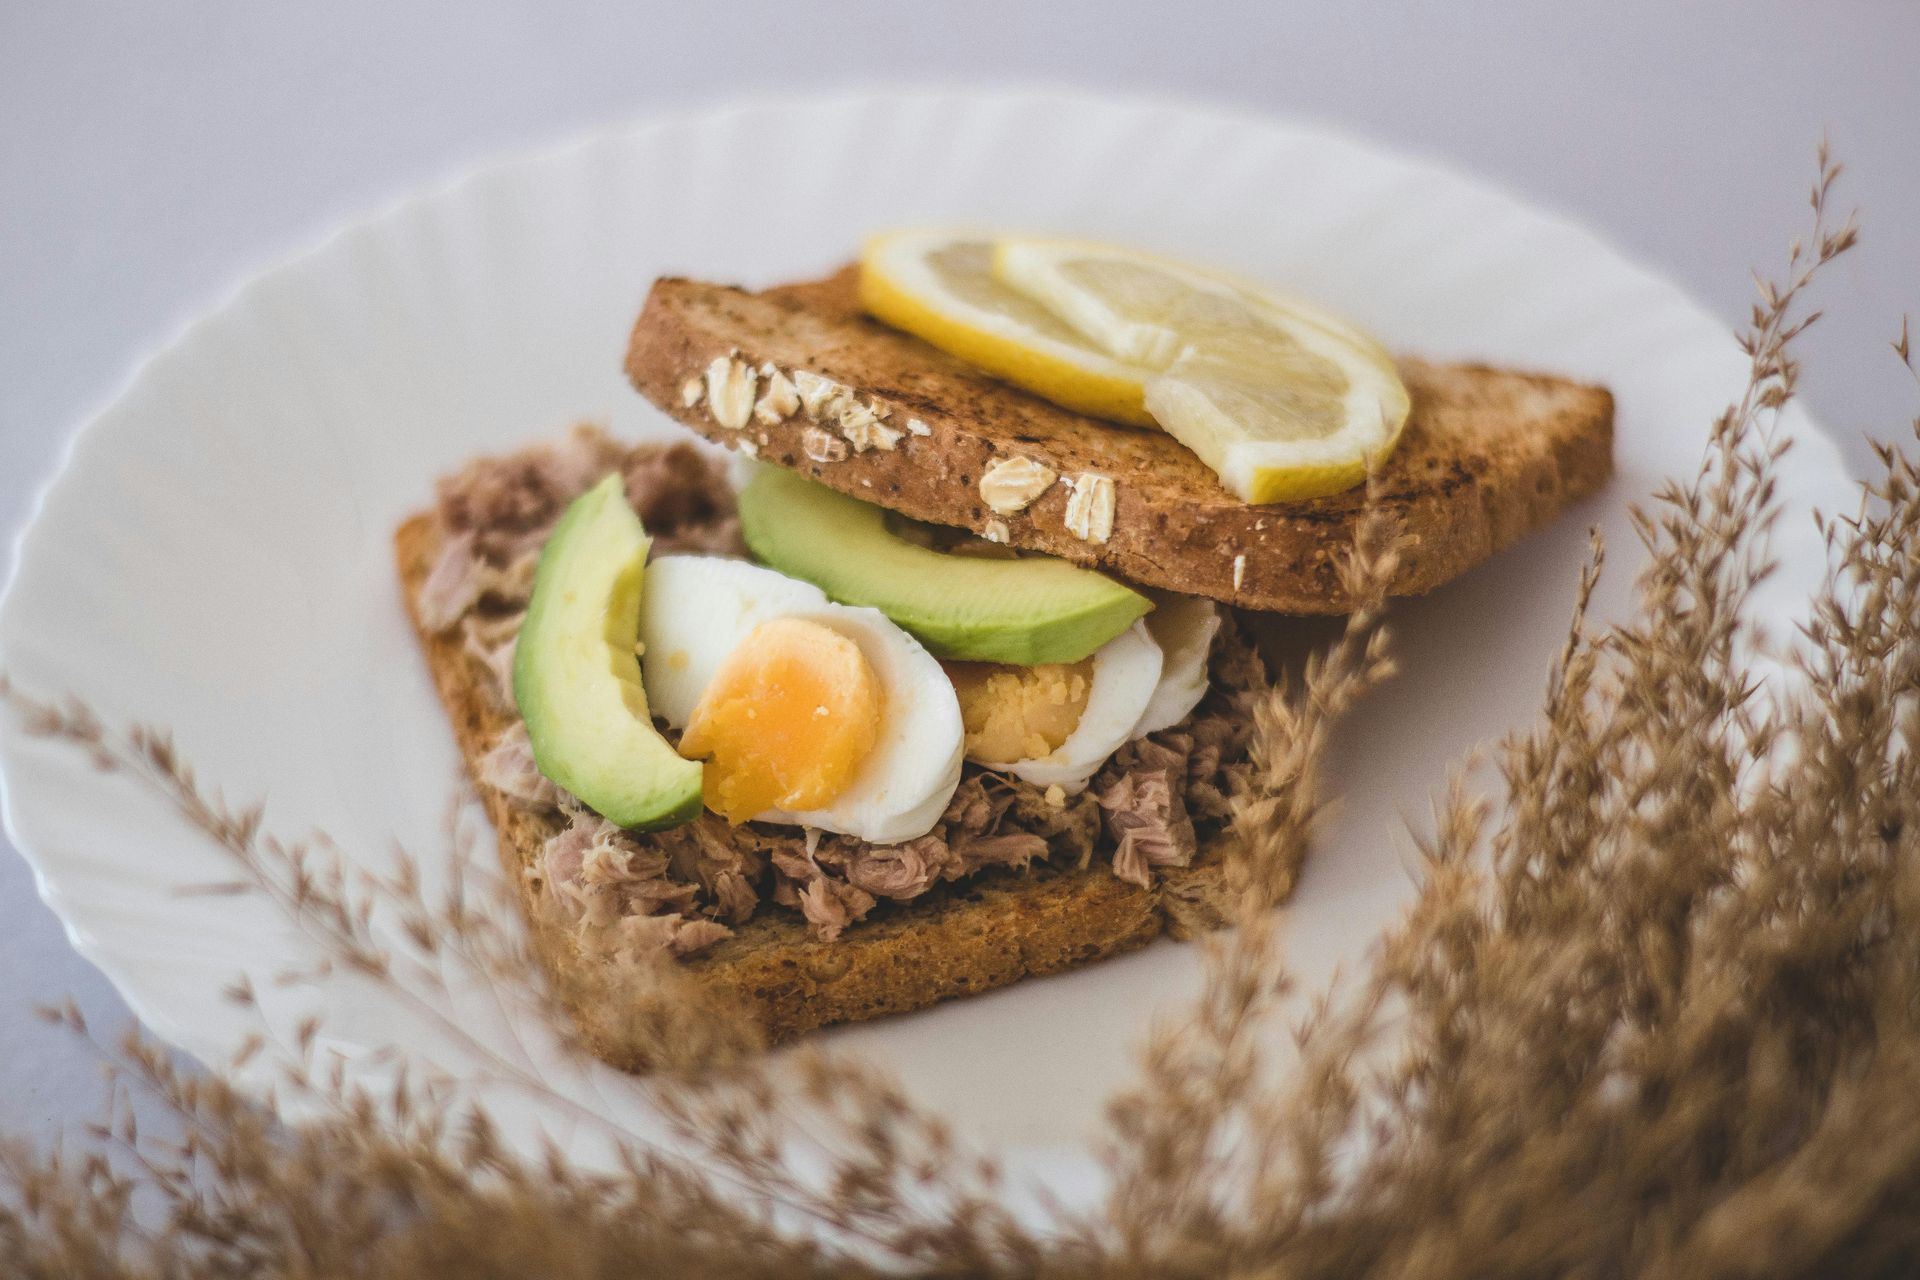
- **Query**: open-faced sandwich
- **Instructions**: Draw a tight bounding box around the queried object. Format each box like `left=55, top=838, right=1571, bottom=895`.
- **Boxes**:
left=396, top=233, right=1613, bottom=1055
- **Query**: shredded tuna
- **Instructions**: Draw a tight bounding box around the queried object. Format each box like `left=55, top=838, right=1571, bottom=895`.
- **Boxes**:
left=952, top=831, right=1049, bottom=871
left=764, top=839, right=879, bottom=939
left=493, top=551, right=540, bottom=606
left=538, top=819, right=596, bottom=915
left=438, top=424, right=628, bottom=563
left=461, top=613, right=521, bottom=712
left=428, top=427, right=743, bottom=636
left=419, top=537, right=541, bottom=634
left=540, top=808, right=690, bottom=930
left=536, top=809, right=727, bottom=958
left=418, top=532, right=492, bottom=632
left=843, top=838, right=944, bottom=900
left=648, top=814, right=773, bottom=926
left=1096, top=738, right=1199, bottom=889
left=476, top=723, right=556, bottom=809
left=613, top=912, right=733, bottom=959
left=796, top=875, right=877, bottom=942
left=768, top=844, right=818, bottom=892
left=708, top=870, right=759, bottom=924
left=666, top=918, right=734, bottom=956
left=623, top=447, right=747, bottom=555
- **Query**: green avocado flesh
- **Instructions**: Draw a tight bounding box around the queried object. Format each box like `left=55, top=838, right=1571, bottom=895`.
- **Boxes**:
left=738, top=466, right=1152, bottom=665
left=512, top=473, right=702, bottom=830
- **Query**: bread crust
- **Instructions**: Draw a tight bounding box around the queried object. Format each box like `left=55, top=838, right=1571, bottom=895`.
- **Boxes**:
left=626, top=267, right=1615, bottom=614
left=396, top=513, right=1238, bottom=1052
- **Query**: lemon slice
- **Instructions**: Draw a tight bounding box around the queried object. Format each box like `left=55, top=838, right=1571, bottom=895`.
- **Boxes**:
left=861, top=231, right=1410, bottom=502
left=992, top=239, right=1410, bottom=503
left=859, top=230, right=1157, bottom=426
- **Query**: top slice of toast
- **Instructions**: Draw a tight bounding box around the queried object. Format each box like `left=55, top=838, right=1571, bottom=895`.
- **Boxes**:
left=627, top=266, right=1614, bottom=614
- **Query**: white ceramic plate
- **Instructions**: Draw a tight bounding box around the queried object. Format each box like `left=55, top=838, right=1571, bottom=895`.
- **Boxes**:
left=0, top=89, right=1857, bottom=1201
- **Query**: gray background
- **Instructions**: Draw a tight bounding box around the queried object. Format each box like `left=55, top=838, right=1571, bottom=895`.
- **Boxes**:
left=3, top=1, right=1917, bottom=1147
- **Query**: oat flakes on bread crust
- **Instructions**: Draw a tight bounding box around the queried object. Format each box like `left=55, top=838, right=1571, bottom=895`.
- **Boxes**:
left=396, top=511, right=1243, bottom=1051
left=626, top=266, right=1615, bottom=614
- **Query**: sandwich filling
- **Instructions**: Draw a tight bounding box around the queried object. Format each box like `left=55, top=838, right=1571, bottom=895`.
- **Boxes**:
left=423, top=426, right=1264, bottom=959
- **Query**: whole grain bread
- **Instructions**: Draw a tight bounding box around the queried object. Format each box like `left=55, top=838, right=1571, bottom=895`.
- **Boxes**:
left=627, top=266, right=1615, bottom=614
left=396, top=511, right=1241, bottom=1054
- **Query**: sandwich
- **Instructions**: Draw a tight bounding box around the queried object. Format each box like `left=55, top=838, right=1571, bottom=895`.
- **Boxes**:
left=396, top=233, right=1613, bottom=1056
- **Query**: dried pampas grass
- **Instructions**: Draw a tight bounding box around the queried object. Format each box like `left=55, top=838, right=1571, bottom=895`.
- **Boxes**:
left=4, top=146, right=1917, bottom=1278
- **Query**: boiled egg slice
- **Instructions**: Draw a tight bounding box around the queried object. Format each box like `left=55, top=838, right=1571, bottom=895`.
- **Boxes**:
left=639, top=556, right=963, bottom=844
left=953, top=620, right=1165, bottom=792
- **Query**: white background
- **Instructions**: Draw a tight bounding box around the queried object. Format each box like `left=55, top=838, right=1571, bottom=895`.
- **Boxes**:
left=3, top=0, right=1916, bottom=1147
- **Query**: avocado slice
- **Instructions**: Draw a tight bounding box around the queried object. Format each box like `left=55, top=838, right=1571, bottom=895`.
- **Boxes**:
left=512, top=473, right=703, bottom=830
left=738, top=466, right=1151, bottom=665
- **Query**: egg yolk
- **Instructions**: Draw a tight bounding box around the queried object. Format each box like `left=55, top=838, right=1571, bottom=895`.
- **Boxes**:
left=679, top=617, right=883, bottom=823
left=943, top=659, right=1093, bottom=762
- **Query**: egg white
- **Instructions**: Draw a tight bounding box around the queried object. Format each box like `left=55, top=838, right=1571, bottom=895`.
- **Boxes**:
left=638, top=555, right=963, bottom=844
left=638, top=556, right=828, bottom=727
left=1132, top=594, right=1222, bottom=737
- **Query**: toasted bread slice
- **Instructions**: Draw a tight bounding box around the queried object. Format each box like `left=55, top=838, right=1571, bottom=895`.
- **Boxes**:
left=627, top=266, right=1614, bottom=614
left=396, top=511, right=1241, bottom=1053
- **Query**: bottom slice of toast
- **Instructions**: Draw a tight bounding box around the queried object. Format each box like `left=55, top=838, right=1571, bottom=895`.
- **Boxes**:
left=396, top=512, right=1240, bottom=1054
